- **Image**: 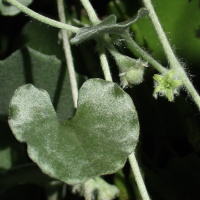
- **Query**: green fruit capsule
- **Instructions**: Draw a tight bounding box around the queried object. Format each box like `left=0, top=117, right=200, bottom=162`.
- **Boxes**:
left=118, top=58, right=147, bottom=88
left=109, top=46, right=148, bottom=88
left=125, top=66, right=144, bottom=85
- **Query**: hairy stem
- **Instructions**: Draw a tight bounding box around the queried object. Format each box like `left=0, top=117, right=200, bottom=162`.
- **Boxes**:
left=57, top=0, right=78, bottom=108
left=6, top=0, right=79, bottom=33
left=123, top=32, right=167, bottom=74
left=142, top=0, right=179, bottom=70
left=104, top=38, right=123, bottom=60
left=98, top=48, right=113, bottom=82
left=129, top=153, right=151, bottom=200
left=142, top=0, right=200, bottom=110
left=79, top=0, right=112, bottom=82
left=182, top=75, right=200, bottom=110
left=103, top=40, right=150, bottom=197
left=80, top=2, right=150, bottom=197
left=79, top=0, right=101, bottom=25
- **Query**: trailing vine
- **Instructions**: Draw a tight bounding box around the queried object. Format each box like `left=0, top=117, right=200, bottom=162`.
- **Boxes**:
left=1, top=0, right=200, bottom=199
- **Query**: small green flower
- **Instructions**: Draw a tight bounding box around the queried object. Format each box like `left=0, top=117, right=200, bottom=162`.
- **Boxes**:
left=153, top=70, right=182, bottom=102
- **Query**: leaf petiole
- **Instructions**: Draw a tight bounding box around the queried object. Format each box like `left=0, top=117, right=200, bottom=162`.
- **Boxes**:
left=129, top=153, right=151, bottom=200
left=57, top=0, right=78, bottom=108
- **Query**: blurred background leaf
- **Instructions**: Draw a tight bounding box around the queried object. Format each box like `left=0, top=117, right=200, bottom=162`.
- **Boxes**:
left=133, top=0, right=200, bottom=64
left=0, top=0, right=33, bottom=16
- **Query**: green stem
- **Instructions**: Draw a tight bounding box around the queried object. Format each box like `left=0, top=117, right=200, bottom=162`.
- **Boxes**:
left=57, top=0, right=79, bottom=108
left=79, top=0, right=101, bottom=25
left=104, top=39, right=122, bottom=60
left=142, top=0, right=200, bottom=110
left=123, top=32, right=167, bottom=74
left=142, top=0, right=179, bottom=70
left=6, top=0, right=79, bottom=33
left=79, top=0, right=112, bottom=82
left=129, top=153, right=151, bottom=200
left=98, top=48, right=113, bottom=82
left=182, top=75, right=200, bottom=110
left=80, top=2, right=150, bottom=198
left=104, top=42, right=150, bottom=198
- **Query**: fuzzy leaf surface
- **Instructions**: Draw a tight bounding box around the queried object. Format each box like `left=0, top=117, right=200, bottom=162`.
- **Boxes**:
left=0, top=0, right=32, bottom=16
left=9, top=79, right=139, bottom=184
left=71, top=8, right=147, bottom=45
left=0, top=47, right=85, bottom=121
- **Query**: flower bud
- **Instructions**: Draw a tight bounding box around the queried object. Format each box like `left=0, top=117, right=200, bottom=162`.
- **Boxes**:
left=117, top=57, right=147, bottom=88
left=126, top=66, right=144, bottom=84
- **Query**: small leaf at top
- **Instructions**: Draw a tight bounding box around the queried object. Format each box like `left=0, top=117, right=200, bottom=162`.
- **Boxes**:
left=8, top=79, right=139, bottom=184
left=71, top=15, right=117, bottom=45
left=71, top=8, right=147, bottom=45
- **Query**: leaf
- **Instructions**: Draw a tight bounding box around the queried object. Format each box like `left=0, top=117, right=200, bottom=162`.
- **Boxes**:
left=135, top=0, right=200, bottom=62
left=8, top=79, right=139, bottom=184
left=0, top=0, right=33, bottom=16
left=71, top=8, right=147, bottom=45
left=20, top=21, right=64, bottom=60
left=0, top=47, right=85, bottom=121
left=71, top=15, right=117, bottom=45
